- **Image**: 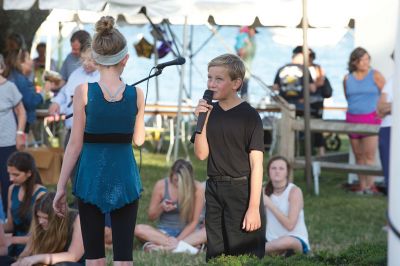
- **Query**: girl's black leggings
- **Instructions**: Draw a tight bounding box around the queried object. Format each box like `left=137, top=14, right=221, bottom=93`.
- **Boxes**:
left=78, top=199, right=139, bottom=261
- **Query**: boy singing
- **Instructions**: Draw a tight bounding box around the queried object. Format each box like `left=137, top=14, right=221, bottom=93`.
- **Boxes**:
left=194, top=54, right=265, bottom=260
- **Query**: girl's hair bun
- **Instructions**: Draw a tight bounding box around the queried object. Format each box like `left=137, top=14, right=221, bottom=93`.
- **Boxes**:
left=95, top=16, right=115, bottom=35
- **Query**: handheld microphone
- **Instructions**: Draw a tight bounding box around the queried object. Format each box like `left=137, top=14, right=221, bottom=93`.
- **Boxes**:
left=195, top=90, right=214, bottom=134
left=155, top=57, right=186, bottom=70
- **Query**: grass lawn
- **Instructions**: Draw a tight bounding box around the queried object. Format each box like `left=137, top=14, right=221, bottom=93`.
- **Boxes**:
left=104, top=142, right=387, bottom=265
left=58, top=135, right=386, bottom=265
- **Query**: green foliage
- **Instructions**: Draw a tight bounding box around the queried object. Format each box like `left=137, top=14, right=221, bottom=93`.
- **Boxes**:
left=202, top=242, right=386, bottom=266
left=320, top=242, right=387, bottom=266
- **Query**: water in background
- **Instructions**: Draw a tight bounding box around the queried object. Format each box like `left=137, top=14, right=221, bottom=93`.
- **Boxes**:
left=55, top=24, right=354, bottom=120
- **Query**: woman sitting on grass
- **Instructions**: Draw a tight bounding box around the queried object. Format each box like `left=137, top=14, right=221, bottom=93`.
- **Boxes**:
left=135, top=159, right=204, bottom=251
left=5, top=151, right=47, bottom=257
left=264, top=156, right=310, bottom=255
left=12, top=192, right=84, bottom=266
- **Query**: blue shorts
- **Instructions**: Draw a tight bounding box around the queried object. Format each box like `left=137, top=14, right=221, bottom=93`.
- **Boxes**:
left=0, top=198, right=5, bottom=223
left=290, top=236, right=309, bottom=254
left=157, top=226, right=182, bottom=237
left=379, top=126, right=391, bottom=189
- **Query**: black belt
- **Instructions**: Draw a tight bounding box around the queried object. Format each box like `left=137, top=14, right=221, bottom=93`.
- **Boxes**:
left=209, top=176, right=247, bottom=182
left=83, top=132, right=133, bottom=143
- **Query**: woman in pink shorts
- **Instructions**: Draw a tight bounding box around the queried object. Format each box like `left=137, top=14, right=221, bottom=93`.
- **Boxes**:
left=343, top=47, right=385, bottom=194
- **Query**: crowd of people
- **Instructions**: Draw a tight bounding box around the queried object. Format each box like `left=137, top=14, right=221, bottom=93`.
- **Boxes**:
left=0, top=17, right=394, bottom=264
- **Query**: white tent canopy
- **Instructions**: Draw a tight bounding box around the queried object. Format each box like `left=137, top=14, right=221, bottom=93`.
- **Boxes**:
left=4, top=0, right=398, bottom=76
left=4, top=0, right=359, bottom=27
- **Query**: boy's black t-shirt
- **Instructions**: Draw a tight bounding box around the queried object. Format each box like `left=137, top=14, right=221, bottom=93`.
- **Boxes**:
left=206, top=101, right=264, bottom=178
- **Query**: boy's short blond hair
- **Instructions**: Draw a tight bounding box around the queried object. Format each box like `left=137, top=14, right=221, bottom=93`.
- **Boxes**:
left=208, top=53, right=246, bottom=83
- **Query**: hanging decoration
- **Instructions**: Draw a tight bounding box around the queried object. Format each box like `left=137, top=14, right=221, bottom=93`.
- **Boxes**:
left=133, top=37, right=154, bottom=58
left=157, top=40, right=172, bottom=58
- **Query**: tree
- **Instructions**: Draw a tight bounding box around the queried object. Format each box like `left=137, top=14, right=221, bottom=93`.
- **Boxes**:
left=0, top=0, right=49, bottom=53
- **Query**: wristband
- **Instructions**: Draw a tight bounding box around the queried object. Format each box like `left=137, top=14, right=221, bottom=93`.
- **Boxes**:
left=16, top=130, right=25, bottom=135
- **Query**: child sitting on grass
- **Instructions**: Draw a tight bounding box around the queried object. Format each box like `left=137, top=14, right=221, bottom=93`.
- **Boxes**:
left=135, top=159, right=204, bottom=252
left=12, top=192, right=84, bottom=266
left=264, top=156, right=310, bottom=255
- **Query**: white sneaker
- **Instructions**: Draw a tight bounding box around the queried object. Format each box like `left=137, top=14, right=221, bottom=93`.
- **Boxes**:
left=172, top=241, right=199, bottom=254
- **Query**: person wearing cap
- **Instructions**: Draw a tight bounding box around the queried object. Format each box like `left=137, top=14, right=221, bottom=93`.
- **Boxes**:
left=273, top=46, right=316, bottom=116
left=235, top=26, right=258, bottom=101
left=33, top=42, right=58, bottom=90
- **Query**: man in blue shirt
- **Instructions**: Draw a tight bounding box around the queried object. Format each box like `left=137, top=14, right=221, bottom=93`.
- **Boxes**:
left=45, top=30, right=91, bottom=92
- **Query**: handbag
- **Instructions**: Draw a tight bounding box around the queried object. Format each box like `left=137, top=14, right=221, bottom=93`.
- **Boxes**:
left=320, top=76, right=333, bottom=98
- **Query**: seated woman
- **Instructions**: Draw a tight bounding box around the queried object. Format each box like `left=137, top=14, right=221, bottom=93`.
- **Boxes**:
left=4, top=151, right=47, bottom=257
left=135, top=159, right=204, bottom=250
left=155, top=182, right=207, bottom=253
left=264, top=156, right=310, bottom=255
left=12, top=192, right=84, bottom=266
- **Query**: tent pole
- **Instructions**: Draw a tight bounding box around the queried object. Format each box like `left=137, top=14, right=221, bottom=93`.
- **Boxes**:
left=57, top=22, right=63, bottom=71
left=189, top=25, right=194, bottom=99
left=153, top=35, right=160, bottom=103
left=173, top=16, right=188, bottom=161
left=45, top=21, right=52, bottom=71
left=302, top=0, right=312, bottom=192
left=388, top=2, right=400, bottom=264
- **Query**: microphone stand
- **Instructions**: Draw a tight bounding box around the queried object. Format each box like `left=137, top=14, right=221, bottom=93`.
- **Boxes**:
left=130, top=68, right=163, bottom=87
left=65, top=68, right=164, bottom=119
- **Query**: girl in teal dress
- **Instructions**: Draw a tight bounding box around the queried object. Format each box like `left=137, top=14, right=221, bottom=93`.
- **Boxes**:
left=53, top=16, right=145, bottom=266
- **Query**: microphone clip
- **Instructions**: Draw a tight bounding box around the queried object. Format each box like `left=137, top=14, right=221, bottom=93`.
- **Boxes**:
left=154, top=67, right=164, bottom=75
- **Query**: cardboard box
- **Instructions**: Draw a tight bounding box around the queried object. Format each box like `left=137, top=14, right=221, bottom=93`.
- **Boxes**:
left=26, top=147, right=64, bottom=185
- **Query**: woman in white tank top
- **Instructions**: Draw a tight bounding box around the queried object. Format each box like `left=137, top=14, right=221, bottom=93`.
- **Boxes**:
left=264, top=156, right=310, bottom=255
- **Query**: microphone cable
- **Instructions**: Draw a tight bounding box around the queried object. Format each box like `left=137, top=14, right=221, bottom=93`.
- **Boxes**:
left=138, top=67, right=156, bottom=173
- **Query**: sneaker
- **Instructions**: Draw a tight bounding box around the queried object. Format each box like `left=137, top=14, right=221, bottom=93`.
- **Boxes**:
left=364, top=185, right=381, bottom=195
left=172, top=241, right=199, bottom=254
left=354, top=189, right=365, bottom=195
left=352, top=187, right=366, bottom=195
left=371, top=185, right=381, bottom=193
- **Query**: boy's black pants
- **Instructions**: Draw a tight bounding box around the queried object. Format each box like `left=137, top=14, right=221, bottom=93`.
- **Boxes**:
left=205, top=176, right=265, bottom=261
